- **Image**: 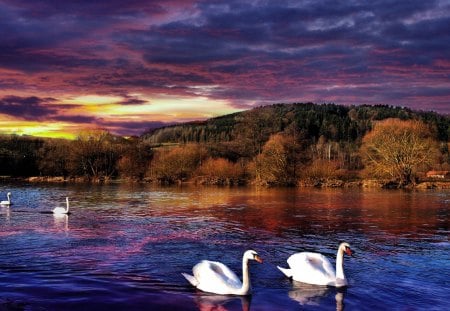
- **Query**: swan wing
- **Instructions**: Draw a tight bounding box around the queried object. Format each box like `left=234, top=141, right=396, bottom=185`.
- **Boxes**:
left=192, top=260, right=242, bottom=294
left=287, top=252, right=336, bottom=285
left=53, top=207, right=67, bottom=214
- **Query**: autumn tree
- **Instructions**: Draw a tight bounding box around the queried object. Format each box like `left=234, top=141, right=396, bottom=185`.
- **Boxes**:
left=302, top=159, right=340, bottom=180
left=196, top=157, right=246, bottom=185
left=149, top=144, right=207, bottom=184
left=254, top=133, right=300, bottom=186
left=360, top=119, right=440, bottom=186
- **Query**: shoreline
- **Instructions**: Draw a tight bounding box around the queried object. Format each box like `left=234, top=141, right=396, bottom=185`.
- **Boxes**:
left=2, top=176, right=450, bottom=190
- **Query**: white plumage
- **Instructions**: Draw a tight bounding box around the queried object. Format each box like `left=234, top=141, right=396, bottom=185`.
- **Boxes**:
left=53, top=197, right=70, bottom=215
left=182, top=249, right=263, bottom=295
left=0, top=192, right=11, bottom=206
left=278, top=242, right=353, bottom=287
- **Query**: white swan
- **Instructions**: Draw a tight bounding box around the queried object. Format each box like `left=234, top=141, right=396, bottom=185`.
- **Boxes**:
left=0, top=192, right=11, bottom=206
left=278, top=242, right=353, bottom=287
left=53, top=197, right=70, bottom=215
left=182, top=249, right=263, bottom=295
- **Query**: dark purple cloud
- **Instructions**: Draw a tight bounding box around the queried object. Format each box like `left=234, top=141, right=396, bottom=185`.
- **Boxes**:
left=0, top=95, right=57, bottom=119
left=118, top=97, right=148, bottom=106
left=0, top=95, right=98, bottom=124
left=96, top=119, right=173, bottom=137
left=0, top=0, right=448, bottom=137
left=54, top=114, right=98, bottom=123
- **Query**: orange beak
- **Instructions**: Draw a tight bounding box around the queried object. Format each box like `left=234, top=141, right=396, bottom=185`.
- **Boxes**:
left=345, top=248, right=354, bottom=256
left=255, top=255, right=263, bottom=263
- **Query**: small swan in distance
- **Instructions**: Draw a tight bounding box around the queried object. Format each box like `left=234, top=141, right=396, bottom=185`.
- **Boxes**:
left=182, top=250, right=263, bottom=295
left=278, top=242, right=354, bottom=287
left=53, top=197, right=70, bottom=215
left=1, top=192, right=12, bottom=206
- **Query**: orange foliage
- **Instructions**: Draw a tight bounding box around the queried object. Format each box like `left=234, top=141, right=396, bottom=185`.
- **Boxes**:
left=361, top=118, right=440, bottom=185
left=196, top=157, right=246, bottom=185
left=149, top=144, right=207, bottom=183
left=302, top=159, right=340, bottom=179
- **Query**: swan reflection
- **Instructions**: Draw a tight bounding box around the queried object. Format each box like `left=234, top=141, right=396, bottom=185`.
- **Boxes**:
left=288, top=281, right=330, bottom=306
left=193, top=293, right=251, bottom=311
left=53, top=213, right=69, bottom=232
left=0, top=205, right=11, bottom=222
left=288, top=281, right=346, bottom=310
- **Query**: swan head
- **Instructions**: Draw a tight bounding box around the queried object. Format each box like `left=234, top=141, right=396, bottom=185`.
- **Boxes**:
left=339, top=242, right=353, bottom=256
left=243, top=250, right=263, bottom=263
left=7, top=192, right=11, bottom=196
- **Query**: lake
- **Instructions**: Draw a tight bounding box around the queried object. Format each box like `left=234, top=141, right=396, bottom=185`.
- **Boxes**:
left=0, top=182, right=448, bottom=310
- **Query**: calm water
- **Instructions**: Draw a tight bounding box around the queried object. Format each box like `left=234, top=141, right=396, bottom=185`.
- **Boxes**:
left=0, top=182, right=448, bottom=310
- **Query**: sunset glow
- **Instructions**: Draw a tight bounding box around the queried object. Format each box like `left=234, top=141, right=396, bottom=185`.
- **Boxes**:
left=0, top=0, right=448, bottom=138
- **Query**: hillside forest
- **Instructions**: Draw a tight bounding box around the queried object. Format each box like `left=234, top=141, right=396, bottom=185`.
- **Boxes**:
left=1, top=103, right=449, bottom=188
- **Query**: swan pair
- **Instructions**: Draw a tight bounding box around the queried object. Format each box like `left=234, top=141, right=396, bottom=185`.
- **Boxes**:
left=1, top=192, right=12, bottom=206
left=1, top=192, right=70, bottom=215
left=183, top=243, right=353, bottom=296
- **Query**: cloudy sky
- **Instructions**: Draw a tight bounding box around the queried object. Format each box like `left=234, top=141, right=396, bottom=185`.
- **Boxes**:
left=0, top=0, right=449, bottom=138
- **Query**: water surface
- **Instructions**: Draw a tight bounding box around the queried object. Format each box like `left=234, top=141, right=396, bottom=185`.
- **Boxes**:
left=0, top=182, right=448, bottom=310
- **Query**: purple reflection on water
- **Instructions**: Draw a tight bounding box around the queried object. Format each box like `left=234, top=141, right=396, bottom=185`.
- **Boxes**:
left=0, top=183, right=449, bottom=310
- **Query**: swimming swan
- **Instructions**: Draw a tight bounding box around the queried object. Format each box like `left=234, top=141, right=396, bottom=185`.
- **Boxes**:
left=182, top=249, right=263, bottom=295
left=0, top=192, right=11, bottom=206
left=53, top=197, right=70, bottom=215
left=278, top=242, right=353, bottom=287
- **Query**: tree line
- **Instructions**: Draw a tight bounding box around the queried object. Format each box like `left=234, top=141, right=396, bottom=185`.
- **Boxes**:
left=1, top=103, right=449, bottom=187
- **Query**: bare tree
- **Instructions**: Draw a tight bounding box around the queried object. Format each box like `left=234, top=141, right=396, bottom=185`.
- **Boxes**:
left=37, top=139, right=71, bottom=177
left=70, top=130, right=124, bottom=181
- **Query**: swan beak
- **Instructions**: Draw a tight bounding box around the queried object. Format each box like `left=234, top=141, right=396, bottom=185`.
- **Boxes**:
left=254, top=255, right=263, bottom=263
left=345, top=248, right=354, bottom=256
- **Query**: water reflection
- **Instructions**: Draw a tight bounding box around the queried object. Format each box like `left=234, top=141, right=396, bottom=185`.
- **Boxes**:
left=193, top=293, right=251, bottom=311
left=335, top=290, right=345, bottom=311
left=288, top=281, right=346, bottom=310
left=0, top=183, right=447, bottom=310
left=288, top=281, right=331, bottom=306
left=0, top=205, right=11, bottom=222
left=53, top=214, right=69, bottom=232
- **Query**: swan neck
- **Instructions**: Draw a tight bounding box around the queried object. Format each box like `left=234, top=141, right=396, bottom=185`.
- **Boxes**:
left=240, top=256, right=251, bottom=295
left=336, top=248, right=346, bottom=281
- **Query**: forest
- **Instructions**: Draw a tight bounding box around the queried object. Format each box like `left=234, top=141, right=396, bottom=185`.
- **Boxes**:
left=1, top=103, right=449, bottom=188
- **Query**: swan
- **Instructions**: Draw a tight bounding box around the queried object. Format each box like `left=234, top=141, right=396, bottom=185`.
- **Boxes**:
left=182, top=249, right=263, bottom=295
left=0, top=192, right=11, bottom=206
left=278, top=242, right=353, bottom=287
left=53, top=197, right=70, bottom=215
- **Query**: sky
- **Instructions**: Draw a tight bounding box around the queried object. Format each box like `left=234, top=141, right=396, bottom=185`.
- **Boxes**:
left=0, top=0, right=449, bottom=139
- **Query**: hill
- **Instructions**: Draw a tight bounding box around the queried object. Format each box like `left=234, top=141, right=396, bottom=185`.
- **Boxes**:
left=2, top=103, right=449, bottom=187
left=141, top=102, right=449, bottom=151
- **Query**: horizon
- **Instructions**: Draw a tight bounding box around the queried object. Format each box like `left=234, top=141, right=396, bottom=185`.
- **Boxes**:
left=1, top=1, right=449, bottom=139
left=1, top=102, right=447, bottom=141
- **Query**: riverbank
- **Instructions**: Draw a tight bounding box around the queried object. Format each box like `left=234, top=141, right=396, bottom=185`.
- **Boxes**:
left=2, top=175, right=449, bottom=190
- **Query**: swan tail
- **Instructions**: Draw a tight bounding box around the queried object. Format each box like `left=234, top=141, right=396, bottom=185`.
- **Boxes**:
left=277, top=266, right=293, bottom=278
left=181, top=273, right=199, bottom=287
